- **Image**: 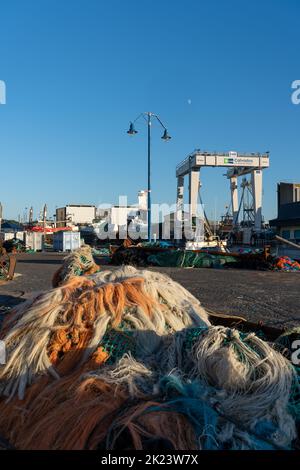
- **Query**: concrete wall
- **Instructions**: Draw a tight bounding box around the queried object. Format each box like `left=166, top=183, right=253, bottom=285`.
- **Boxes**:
left=56, top=206, right=96, bottom=226
left=56, top=207, right=66, bottom=227
left=278, top=201, right=300, bottom=220
left=96, top=208, right=110, bottom=220
left=110, top=207, right=130, bottom=226
left=66, top=206, right=95, bottom=225
left=163, top=211, right=190, bottom=239
left=278, top=183, right=300, bottom=206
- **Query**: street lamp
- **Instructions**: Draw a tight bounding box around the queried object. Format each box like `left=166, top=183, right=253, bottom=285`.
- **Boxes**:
left=127, top=122, right=138, bottom=135
left=127, top=112, right=171, bottom=241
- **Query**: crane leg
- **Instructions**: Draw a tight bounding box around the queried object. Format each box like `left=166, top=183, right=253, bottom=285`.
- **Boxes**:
left=251, top=169, right=263, bottom=231
left=175, top=175, right=184, bottom=240
left=189, top=169, right=199, bottom=218
left=230, top=176, right=239, bottom=225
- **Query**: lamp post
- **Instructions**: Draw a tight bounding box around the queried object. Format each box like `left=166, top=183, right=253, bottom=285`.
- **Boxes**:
left=127, top=112, right=171, bottom=241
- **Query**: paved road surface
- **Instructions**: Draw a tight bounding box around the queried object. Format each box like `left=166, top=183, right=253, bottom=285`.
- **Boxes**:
left=0, top=252, right=299, bottom=328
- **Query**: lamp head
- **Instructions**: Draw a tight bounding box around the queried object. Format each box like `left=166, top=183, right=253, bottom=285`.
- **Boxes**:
left=161, top=129, right=171, bottom=141
left=127, top=122, right=138, bottom=135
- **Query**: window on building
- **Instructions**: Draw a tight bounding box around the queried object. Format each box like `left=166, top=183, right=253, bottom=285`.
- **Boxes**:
left=294, top=230, right=300, bottom=239
left=282, top=230, right=291, bottom=239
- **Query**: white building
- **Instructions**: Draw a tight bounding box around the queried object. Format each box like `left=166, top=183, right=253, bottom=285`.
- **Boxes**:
left=56, top=205, right=96, bottom=227
left=96, top=191, right=148, bottom=227
left=137, top=190, right=147, bottom=211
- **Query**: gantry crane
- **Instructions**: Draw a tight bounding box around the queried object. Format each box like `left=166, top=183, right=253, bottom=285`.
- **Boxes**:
left=175, top=149, right=270, bottom=245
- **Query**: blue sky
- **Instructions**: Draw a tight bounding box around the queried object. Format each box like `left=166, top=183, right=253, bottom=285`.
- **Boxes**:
left=0, top=0, right=299, bottom=221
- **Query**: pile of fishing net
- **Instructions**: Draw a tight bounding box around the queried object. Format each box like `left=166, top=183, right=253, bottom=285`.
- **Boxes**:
left=273, top=256, right=300, bottom=272
left=2, top=238, right=25, bottom=254
left=231, top=254, right=300, bottom=272
left=0, top=266, right=299, bottom=450
left=148, top=250, right=238, bottom=269
left=111, top=246, right=152, bottom=266
left=52, top=245, right=100, bottom=287
left=0, top=266, right=6, bottom=281
left=112, top=247, right=238, bottom=269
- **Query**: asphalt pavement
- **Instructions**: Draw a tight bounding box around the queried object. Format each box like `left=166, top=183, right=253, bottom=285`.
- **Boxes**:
left=0, top=252, right=299, bottom=328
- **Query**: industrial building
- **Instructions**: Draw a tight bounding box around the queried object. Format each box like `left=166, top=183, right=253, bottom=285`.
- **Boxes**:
left=270, top=182, right=300, bottom=241
left=56, top=205, right=96, bottom=227
left=162, top=211, right=191, bottom=240
left=94, top=191, right=148, bottom=228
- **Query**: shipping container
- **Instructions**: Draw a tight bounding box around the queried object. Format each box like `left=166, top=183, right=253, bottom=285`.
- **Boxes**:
left=24, top=232, right=44, bottom=251
left=53, top=231, right=81, bottom=252
left=0, top=231, right=25, bottom=242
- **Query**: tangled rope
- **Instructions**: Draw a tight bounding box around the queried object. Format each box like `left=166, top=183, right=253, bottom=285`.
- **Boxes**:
left=52, top=245, right=100, bottom=287
left=0, top=266, right=299, bottom=450
left=0, top=266, right=209, bottom=400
